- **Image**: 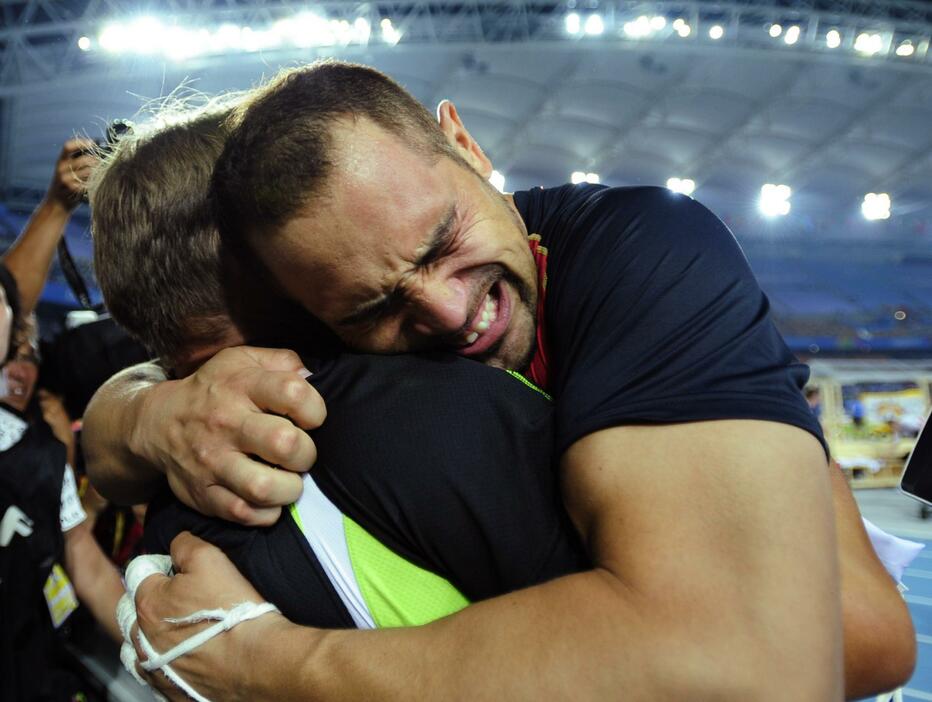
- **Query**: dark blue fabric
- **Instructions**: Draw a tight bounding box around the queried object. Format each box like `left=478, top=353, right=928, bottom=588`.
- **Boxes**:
left=513, top=184, right=826, bottom=456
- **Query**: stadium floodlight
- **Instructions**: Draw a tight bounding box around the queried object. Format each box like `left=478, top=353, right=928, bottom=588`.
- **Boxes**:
left=784, top=26, right=800, bottom=45
left=673, top=19, right=691, bottom=37
left=354, top=18, right=371, bottom=43
left=759, top=184, right=791, bottom=217
left=650, top=16, right=666, bottom=31
left=855, top=32, right=884, bottom=55
left=896, top=41, right=915, bottom=57
left=77, top=36, right=91, bottom=51
left=565, top=13, right=581, bottom=35
left=380, top=18, right=401, bottom=45
left=624, top=15, right=652, bottom=38
left=769, top=24, right=782, bottom=38
left=584, top=14, right=605, bottom=36
left=666, top=177, right=695, bottom=196
left=862, top=192, right=891, bottom=220
left=709, top=25, right=724, bottom=40
left=571, top=171, right=600, bottom=184
left=826, top=29, right=842, bottom=48
left=489, top=170, right=506, bottom=193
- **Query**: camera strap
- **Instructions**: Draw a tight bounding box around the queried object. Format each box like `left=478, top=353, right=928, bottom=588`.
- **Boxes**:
left=57, top=237, right=93, bottom=309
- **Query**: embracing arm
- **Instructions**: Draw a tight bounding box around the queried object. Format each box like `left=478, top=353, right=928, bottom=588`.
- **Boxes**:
left=136, top=419, right=842, bottom=700
left=83, top=361, right=170, bottom=505
left=831, top=464, right=916, bottom=696
left=83, top=346, right=325, bottom=524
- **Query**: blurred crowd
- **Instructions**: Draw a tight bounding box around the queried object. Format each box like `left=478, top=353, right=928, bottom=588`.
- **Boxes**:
left=0, top=140, right=148, bottom=701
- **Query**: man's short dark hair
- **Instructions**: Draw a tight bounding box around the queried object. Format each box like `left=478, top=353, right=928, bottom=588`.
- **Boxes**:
left=89, top=100, right=239, bottom=366
left=213, top=59, right=458, bottom=243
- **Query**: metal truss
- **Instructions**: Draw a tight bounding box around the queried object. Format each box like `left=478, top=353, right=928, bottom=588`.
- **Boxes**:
left=1, top=0, right=931, bottom=96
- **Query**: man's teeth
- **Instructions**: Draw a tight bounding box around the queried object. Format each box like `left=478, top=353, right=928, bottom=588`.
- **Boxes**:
left=464, top=294, right=499, bottom=345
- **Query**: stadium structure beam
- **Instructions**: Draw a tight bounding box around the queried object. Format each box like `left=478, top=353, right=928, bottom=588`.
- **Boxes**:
left=769, top=72, right=914, bottom=183
left=584, top=61, right=699, bottom=177
left=488, top=55, right=585, bottom=172
left=877, top=138, right=932, bottom=195
left=1, top=0, right=931, bottom=96
left=681, top=63, right=809, bottom=187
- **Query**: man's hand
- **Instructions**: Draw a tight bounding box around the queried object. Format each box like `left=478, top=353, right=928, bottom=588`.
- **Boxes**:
left=47, top=138, right=97, bottom=211
left=1, top=138, right=99, bottom=314
left=84, top=346, right=326, bottom=525
left=132, top=346, right=325, bottom=525
left=131, top=532, right=290, bottom=701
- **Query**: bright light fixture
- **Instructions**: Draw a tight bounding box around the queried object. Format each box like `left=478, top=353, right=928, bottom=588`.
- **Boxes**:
left=565, top=13, right=581, bottom=35
left=854, top=32, right=884, bottom=55
left=94, top=13, right=379, bottom=59
left=826, top=29, right=841, bottom=48
left=489, top=170, right=506, bottom=193
left=709, top=25, right=724, bottom=40
left=354, top=17, right=371, bottom=43
left=623, top=16, right=651, bottom=38
left=380, top=18, right=401, bottom=45
left=759, top=184, right=791, bottom=217
left=784, top=26, right=800, bottom=45
left=77, top=36, right=91, bottom=51
left=896, top=41, right=915, bottom=57
left=666, top=177, right=695, bottom=196
left=584, top=14, right=604, bottom=35
left=650, top=16, right=666, bottom=31
left=861, top=192, right=891, bottom=220
left=571, top=171, right=600, bottom=184
left=671, top=18, right=691, bottom=37
left=769, top=24, right=782, bottom=38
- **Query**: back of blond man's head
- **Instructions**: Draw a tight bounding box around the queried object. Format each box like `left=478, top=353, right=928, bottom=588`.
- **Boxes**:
left=89, top=96, right=241, bottom=367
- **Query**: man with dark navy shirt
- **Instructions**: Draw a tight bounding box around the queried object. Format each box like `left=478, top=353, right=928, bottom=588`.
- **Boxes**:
left=85, top=62, right=914, bottom=700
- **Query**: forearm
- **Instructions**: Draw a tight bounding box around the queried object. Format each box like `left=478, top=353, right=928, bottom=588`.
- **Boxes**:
left=1, top=199, right=72, bottom=314
left=258, top=569, right=831, bottom=702
left=64, top=523, right=125, bottom=643
left=831, top=466, right=916, bottom=696
left=83, top=362, right=169, bottom=504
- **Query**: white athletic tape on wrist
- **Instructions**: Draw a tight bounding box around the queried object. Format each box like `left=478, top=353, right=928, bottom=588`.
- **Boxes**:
left=119, top=554, right=279, bottom=702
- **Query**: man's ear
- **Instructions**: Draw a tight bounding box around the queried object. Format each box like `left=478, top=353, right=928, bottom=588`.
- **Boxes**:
left=437, top=100, right=493, bottom=179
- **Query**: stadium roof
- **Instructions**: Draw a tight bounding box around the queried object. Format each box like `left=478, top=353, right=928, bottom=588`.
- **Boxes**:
left=1, top=0, right=931, bottom=238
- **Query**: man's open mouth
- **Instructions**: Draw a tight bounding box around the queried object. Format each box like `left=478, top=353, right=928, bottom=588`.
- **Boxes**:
left=456, top=279, right=510, bottom=357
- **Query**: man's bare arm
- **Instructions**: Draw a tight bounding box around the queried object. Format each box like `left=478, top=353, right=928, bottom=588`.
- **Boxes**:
left=831, top=464, right=916, bottom=696
left=135, top=419, right=842, bottom=700
left=2, top=139, right=96, bottom=314
left=63, top=522, right=125, bottom=643
left=83, top=346, right=326, bottom=525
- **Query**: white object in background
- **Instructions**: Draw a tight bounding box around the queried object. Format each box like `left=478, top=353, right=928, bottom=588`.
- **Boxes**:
left=863, top=518, right=924, bottom=583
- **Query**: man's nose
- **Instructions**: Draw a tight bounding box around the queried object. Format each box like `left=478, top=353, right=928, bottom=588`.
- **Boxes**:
left=407, top=274, right=471, bottom=337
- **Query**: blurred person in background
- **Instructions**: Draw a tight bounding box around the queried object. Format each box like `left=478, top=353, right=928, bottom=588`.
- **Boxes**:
left=3, top=139, right=97, bottom=317
left=0, top=307, right=124, bottom=700
left=0, top=142, right=126, bottom=701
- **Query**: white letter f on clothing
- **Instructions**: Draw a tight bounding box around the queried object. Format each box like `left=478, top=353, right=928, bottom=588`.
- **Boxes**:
left=0, top=506, right=33, bottom=546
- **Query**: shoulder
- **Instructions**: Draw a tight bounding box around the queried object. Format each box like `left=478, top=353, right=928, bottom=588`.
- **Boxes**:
left=521, top=185, right=743, bottom=275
